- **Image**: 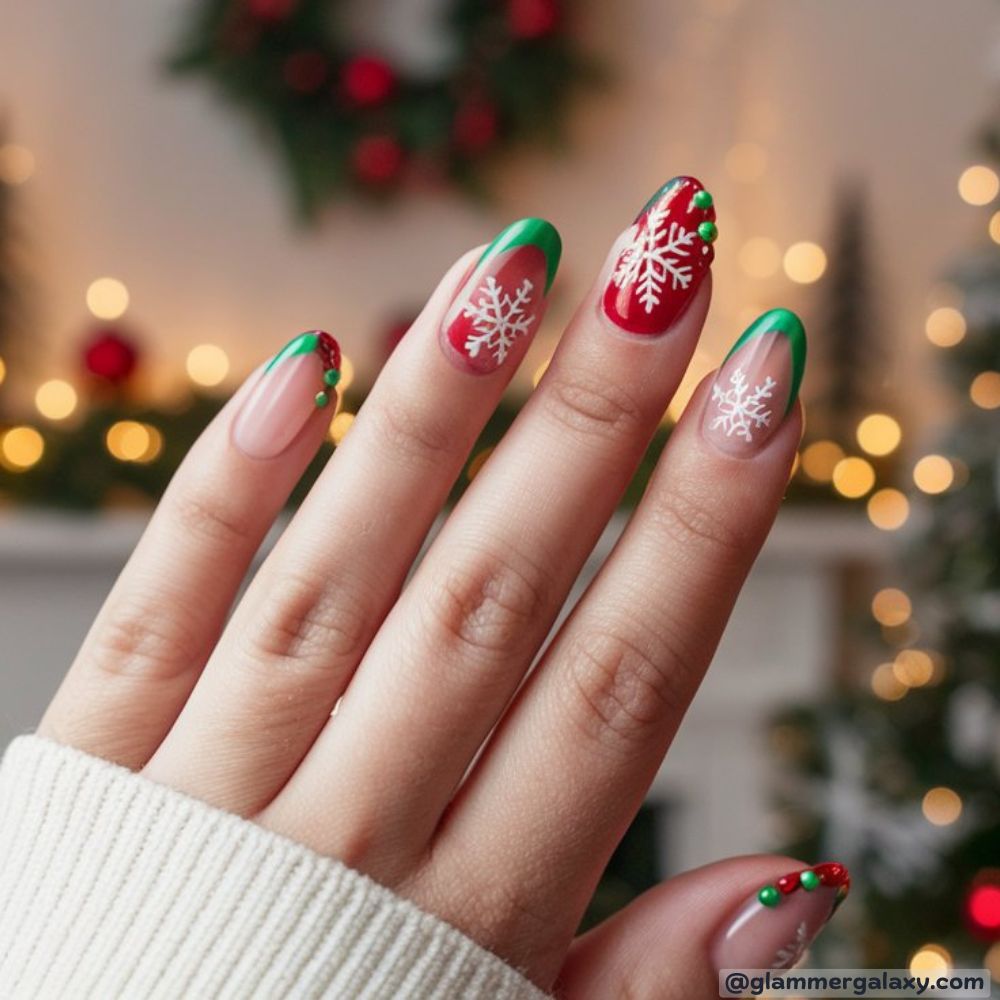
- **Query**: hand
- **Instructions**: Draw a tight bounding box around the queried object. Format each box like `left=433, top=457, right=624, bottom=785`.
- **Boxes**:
left=38, top=178, right=845, bottom=996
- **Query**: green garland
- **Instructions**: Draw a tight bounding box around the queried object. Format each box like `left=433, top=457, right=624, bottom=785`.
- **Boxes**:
left=169, top=0, right=594, bottom=220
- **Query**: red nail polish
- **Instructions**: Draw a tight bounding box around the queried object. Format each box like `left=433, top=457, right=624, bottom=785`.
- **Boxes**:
left=602, top=176, right=716, bottom=336
left=441, top=218, right=561, bottom=375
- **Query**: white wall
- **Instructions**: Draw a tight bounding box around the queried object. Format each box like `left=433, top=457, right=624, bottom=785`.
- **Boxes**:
left=0, top=0, right=996, bottom=414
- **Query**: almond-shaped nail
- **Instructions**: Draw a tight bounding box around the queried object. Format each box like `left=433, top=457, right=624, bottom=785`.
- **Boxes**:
left=232, top=330, right=341, bottom=459
left=703, top=308, right=806, bottom=455
left=441, top=217, right=561, bottom=374
left=603, top=175, right=717, bottom=336
left=714, top=863, right=850, bottom=971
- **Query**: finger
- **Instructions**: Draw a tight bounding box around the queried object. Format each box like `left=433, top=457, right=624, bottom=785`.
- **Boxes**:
left=143, top=220, right=562, bottom=813
left=269, top=177, right=719, bottom=872
left=37, top=332, right=340, bottom=767
left=557, top=856, right=850, bottom=999
left=425, top=309, right=806, bottom=977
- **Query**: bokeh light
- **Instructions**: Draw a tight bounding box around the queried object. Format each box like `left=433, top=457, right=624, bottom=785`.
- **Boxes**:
left=856, top=413, right=901, bottom=456
left=867, top=488, right=909, bottom=530
left=105, top=421, right=163, bottom=463
left=922, top=787, right=962, bottom=826
left=913, top=454, right=953, bottom=494
left=871, top=662, right=907, bottom=702
left=894, top=648, right=934, bottom=688
left=466, top=446, right=494, bottom=481
left=871, top=588, right=912, bottom=627
left=0, top=143, right=36, bottom=185
left=909, top=944, right=952, bottom=975
left=958, top=164, right=1000, bottom=206
left=532, top=358, right=550, bottom=388
left=185, top=344, right=230, bottom=387
left=0, top=426, right=45, bottom=471
left=329, top=411, right=355, bottom=444
left=801, top=440, right=844, bottom=482
left=738, top=237, right=781, bottom=279
left=984, top=941, right=1000, bottom=982
left=0, top=356, right=6, bottom=386
left=832, top=456, right=875, bottom=498
left=86, top=277, right=130, bottom=321
left=783, top=242, right=827, bottom=284
left=34, top=379, right=78, bottom=421
left=990, top=211, right=1000, bottom=244
left=970, top=371, right=1000, bottom=409
left=925, top=306, right=966, bottom=347
left=338, top=355, right=355, bottom=391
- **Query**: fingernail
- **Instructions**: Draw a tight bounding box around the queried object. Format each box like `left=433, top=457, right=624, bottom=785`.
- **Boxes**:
left=441, top=217, right=561, bottom=374
left=713, top=863, right=850, bottom=972
left=703, top=308, right=806, bottom=455
left=232, top=330, right=341, bottom=459
left=602, top=175, right=716, bottom=336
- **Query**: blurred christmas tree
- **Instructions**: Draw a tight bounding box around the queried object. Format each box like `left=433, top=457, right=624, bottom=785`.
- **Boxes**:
left=770, top=146, right=1000, bottom=972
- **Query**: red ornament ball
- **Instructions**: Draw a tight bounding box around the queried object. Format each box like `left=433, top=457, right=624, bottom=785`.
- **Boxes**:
left=246, top=0, right=297, bottom=22
left=82, top=328, right=139, bottom=385
left=352, top=134, right=404, bottom=185
left=967, top=883, right=1000, bottom=938
left=507, top=0, right=560, bottom=39
left=453, top=101, right=499, bottom=155
left=341, top=55, right=396, bottom=107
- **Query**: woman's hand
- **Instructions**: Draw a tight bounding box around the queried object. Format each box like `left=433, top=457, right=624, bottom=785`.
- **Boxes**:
left=36, top=178, right=845, bottom=996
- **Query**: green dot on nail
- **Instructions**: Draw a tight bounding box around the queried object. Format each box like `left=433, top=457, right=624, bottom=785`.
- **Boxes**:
left=698, top=220, right=718, bottom=243
left=800, top=870, right=820, bottom=891
left=314, top=391, right=329, bottom=408
left=758, top=885, right=781, bottom=907
left=693, top=189, right=714, bottom=209
left=323, top=368, right=341, bottom=387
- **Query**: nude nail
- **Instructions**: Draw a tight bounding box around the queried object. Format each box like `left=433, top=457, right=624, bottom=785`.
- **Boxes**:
left=713, top=863, right=850, bottom=972
left=703, top=308, right=806, bottom=456
left=233, top=331, right=341, bottom=459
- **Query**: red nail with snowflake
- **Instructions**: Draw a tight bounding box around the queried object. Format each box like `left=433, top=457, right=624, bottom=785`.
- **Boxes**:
left=603, top=176, right=717, bottom=336
left=704, top=308, right=807, bottom=455
left=442, top=218, right=562, bottom=375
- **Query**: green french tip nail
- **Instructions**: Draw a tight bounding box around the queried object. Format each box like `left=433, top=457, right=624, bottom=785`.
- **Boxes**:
left=264, top=331, right=322, bottom=373
left=477, top=217, right=562, bottom=293
left=725, top=308, right=807, bottom=415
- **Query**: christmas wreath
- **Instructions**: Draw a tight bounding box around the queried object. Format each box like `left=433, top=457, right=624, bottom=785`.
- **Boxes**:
left=169, top=0, right=592, bottom=221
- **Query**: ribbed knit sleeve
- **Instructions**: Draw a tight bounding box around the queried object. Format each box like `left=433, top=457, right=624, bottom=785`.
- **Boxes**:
left=0, top=736, right=548, bottom=1000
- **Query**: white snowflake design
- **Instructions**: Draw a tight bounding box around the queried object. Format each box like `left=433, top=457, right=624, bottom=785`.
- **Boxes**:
left=772, top=921, right=810, bottom=970
left=710, top=367, right=777, bottom=443
left=612, top=201, right=697, bottom=313
left=462, top=275, right=535, bottom=365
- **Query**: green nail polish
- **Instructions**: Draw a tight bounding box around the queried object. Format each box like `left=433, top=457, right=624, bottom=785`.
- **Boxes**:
left=265, top=331, right=322, bottom=373
left=476, top=217, right=562, bottom=293
left=725, top=308, right=807, bottom=415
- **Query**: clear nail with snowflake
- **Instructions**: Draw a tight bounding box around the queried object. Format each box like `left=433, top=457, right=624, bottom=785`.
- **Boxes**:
left=441, top=218, right=561, bottom=375
left=703, top=308, right=807, bottom=455
left=603, top=175, right=717, bottom=335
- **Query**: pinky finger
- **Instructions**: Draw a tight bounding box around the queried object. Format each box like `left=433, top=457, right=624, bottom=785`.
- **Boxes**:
left=37, top=332, right=341, bottom=768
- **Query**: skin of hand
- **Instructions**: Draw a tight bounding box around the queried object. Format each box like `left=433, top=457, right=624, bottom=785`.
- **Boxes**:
left=38, top=179, right=846, bottom=996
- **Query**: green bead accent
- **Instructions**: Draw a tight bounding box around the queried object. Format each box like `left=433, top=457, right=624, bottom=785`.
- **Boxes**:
left=323, top=368, right=341, bottom=387
left=758, top=886, right=781, bottom=908
left=800, top=870, right=820, bottom=891
left=314, top=391, right=329, bottom=408
left=693, top=189, right=714, bottom=209
left=698, top=220, right=718, bottom=243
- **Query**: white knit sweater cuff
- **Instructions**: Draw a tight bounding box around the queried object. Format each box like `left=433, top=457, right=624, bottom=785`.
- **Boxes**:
left=0, top=736, right=548, bottom=999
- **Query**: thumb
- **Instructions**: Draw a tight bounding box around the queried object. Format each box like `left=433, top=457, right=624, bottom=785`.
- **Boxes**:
left=555, top=855, right=850, bottom=1000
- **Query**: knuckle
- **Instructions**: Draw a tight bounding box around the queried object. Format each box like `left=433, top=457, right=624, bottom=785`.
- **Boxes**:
left=167, top=488, right=257, bottom=548
left=561, top=623, right=690, bottom=751
left=240, top=572, right=370, bottom=669
left=424, top=548, right=550, bottom=660
left=542, top=371, right=645, bottom=441
left=366, top=398, right=465, bottom=469
left=647, top=481, right=747, bottom=559
left=88, top=592, right=205, bottom=681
